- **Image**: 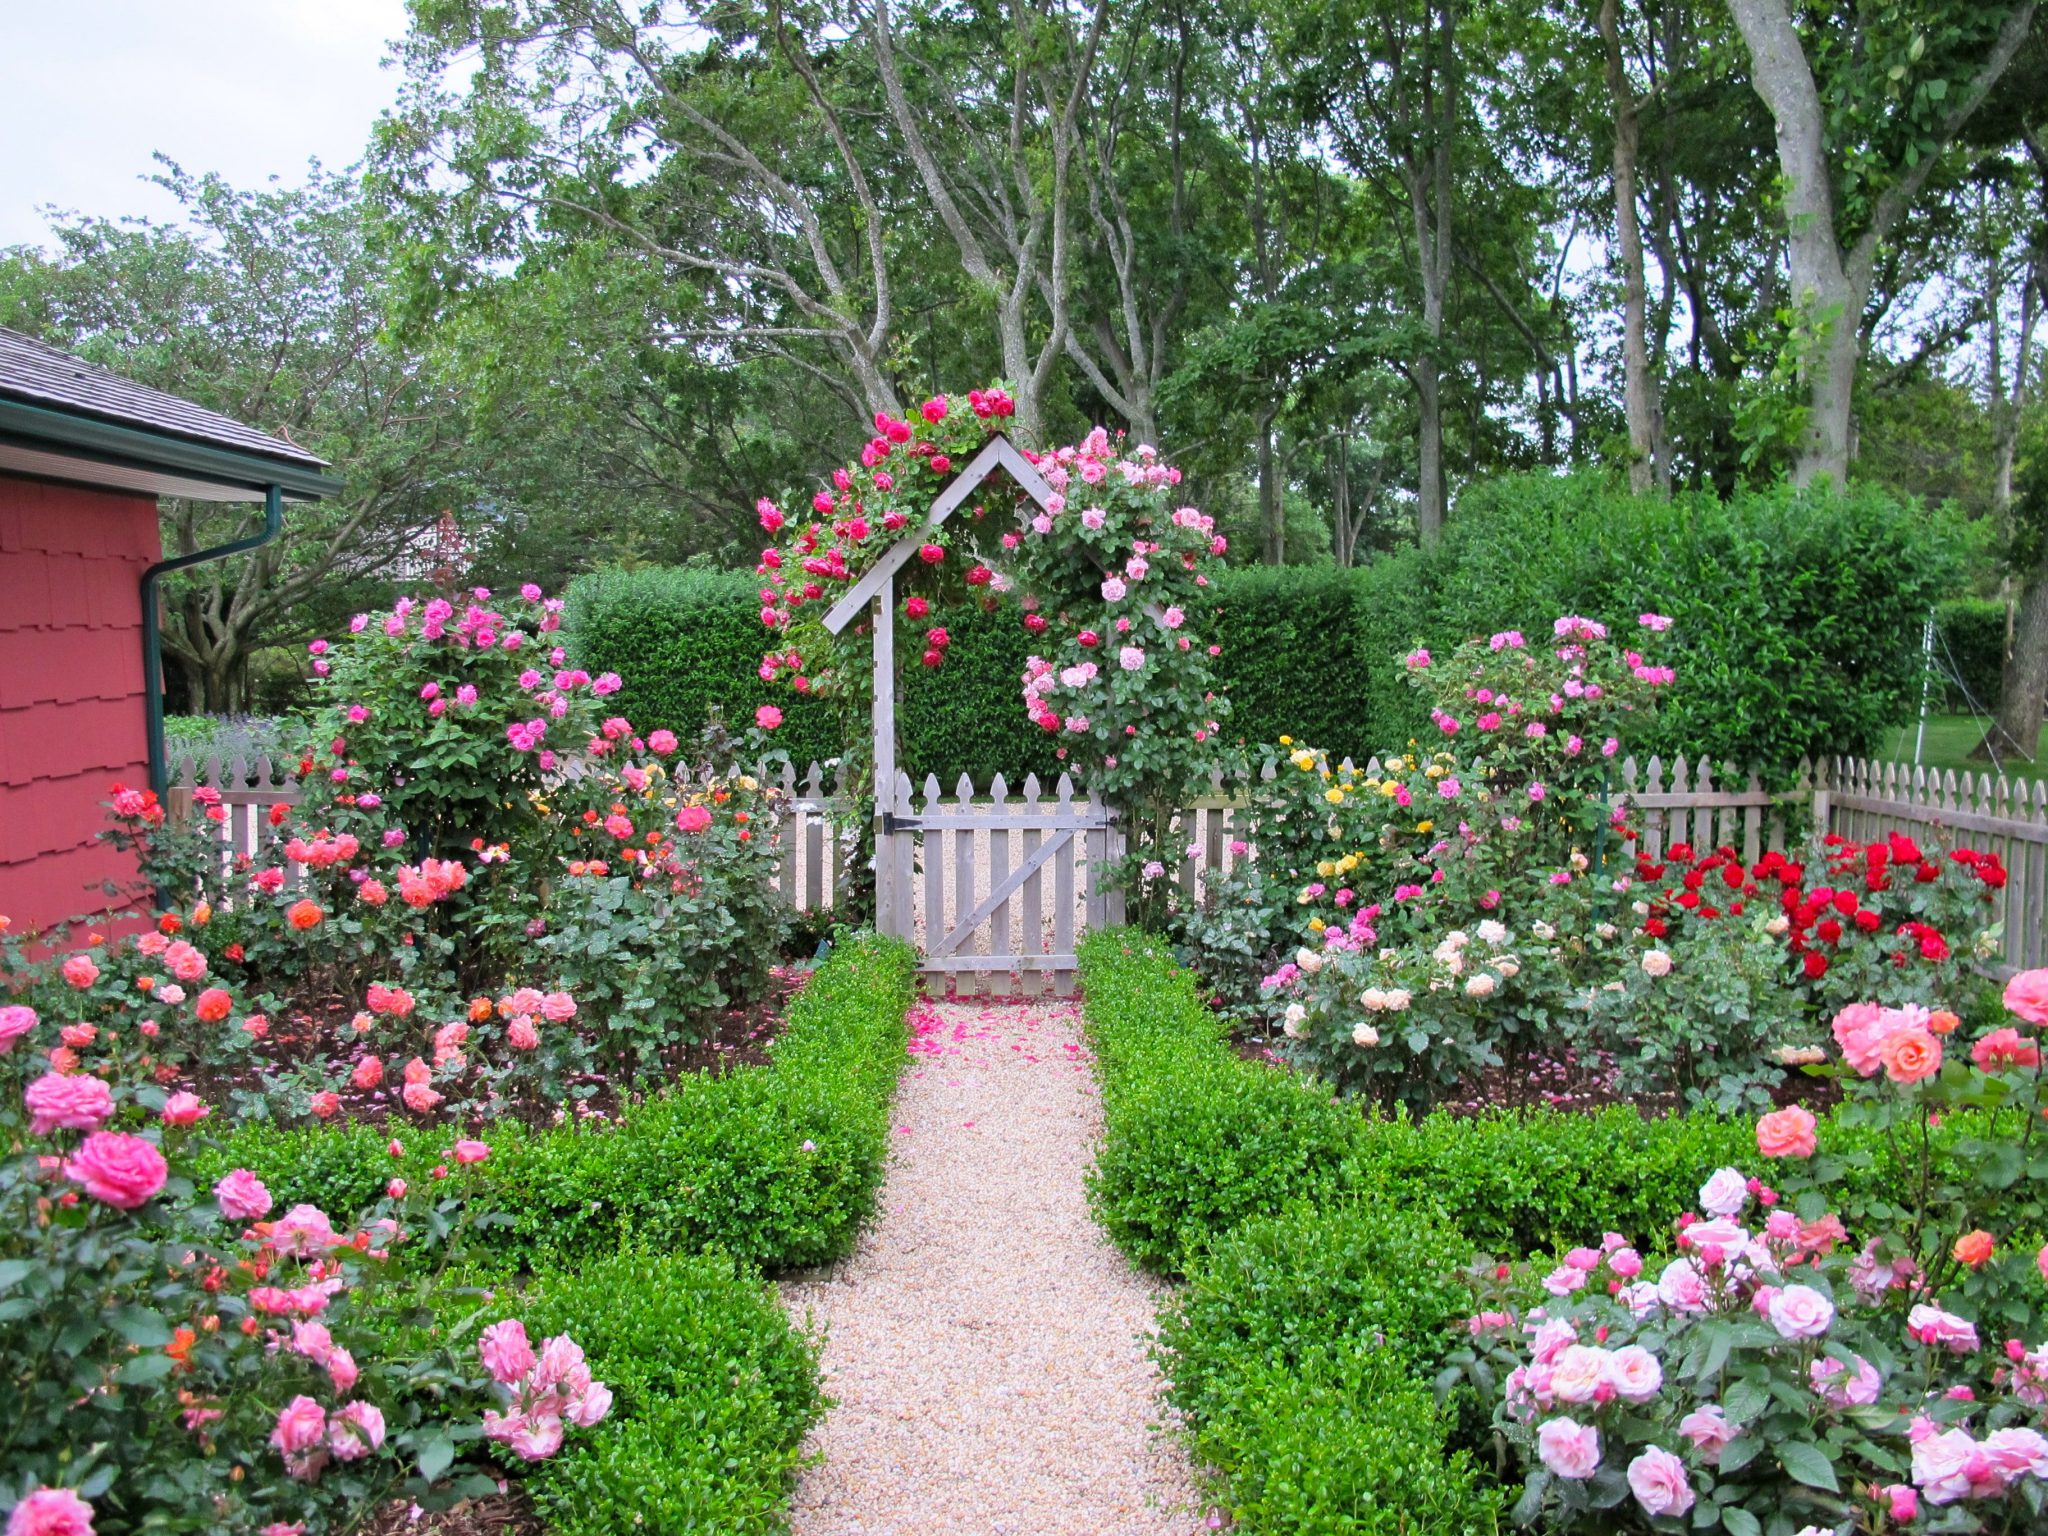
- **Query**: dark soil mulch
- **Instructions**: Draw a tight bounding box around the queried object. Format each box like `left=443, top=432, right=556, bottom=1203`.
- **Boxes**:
left=361, top=1484, right=542, bottom=1536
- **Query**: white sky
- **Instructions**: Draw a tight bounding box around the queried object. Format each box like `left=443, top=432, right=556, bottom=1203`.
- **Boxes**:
left=0, top=1, right=412, bottom=249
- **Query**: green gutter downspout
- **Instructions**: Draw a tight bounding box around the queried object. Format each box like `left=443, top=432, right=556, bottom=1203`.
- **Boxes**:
left=141, top=484, right=284, bottom=799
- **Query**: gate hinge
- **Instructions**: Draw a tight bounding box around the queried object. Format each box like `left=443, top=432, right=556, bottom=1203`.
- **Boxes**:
left=879, top=810, right=922, bottom=834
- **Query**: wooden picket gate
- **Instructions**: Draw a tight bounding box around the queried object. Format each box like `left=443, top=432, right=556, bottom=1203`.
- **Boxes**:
left=872, top=770, right=1119, bottom=997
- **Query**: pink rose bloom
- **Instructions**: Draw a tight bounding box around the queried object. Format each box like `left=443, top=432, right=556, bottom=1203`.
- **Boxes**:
left=62, top=1132, right=166, bottom=1209
left=25, top=1072, right=115, bottom=1135
left=1913, top=1426, right=1988, bottom=1504
left=1768, top=1284, right=1835, bottom=1339
left=1609, top=1247, right=1643, bottom=1278
left=1118, top=645, right=1146, bottom=672
left=1756, top=1104, right=1818, bottom=1159
left=1542, top=1265, right=1588, bottom=1297
left=508, top=1017, right=540, bottom=1051
left=1882, top=1484, right=1918, bottom=1522
left=1627, top=1445, right=1695, bottom=1517
left=6, top=1488, right=96, bottom=1536
left=1100, top=576, right=1127, bottom=602
left=755, top=704, right=783, bottom=730
left=1678, top=1405, right=1734, bottom=1462
left=452, top=1139, right=491, bottom=1165
left=1983, top=1427, right=2048, bottom=1480
left=0, top=1003, right=40, bottom=1051
left=1550, top=1345, right=1610, bottom=1404
left=505, top=1413, right=565, bottom=1461
left=270, top=1394, right=328, bottom=1465
left=161, top=1091, right=210, bottom=1127
left=1657, top=1258, right=1708, bottom=1313
left=1810, top=1352, right=1881, bottom=1406
left=675, top=805, right=713, bottom=834
left=1830, top=1001, right=1890, bottom=1075
left=1698, top=1167, right=1749, bottom=1218
left=271, top=1204, right=340, bottom=1257
left=479, top=1319, right=537, bottom=1385
left=1906, top=1304, right=1980, bottom=1353
left=1535, top=1418, right=1601, bottom=1479
left=1528, top=1318, right=1577, bottom=1366
left=2003, top=967, right=2048, bottom=1025
left=402, top=1080, right=443, bottom=1114
left=1606, top=1345, right=1662, bottom=1402
left=328, top=1401, right=386, bottom=1461
left=541, top=992, right=577, bottom=1022
left=567, top=1380, right=613, bottom=1428
left=60, top=955, right=99, bottom=989
left=648, top=729, right=678, bottom=755
left=214, top=1168, right=273, bottom=1220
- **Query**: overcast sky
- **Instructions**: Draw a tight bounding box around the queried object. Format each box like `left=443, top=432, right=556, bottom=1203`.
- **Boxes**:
left=0, top=1, right=412, bottom=249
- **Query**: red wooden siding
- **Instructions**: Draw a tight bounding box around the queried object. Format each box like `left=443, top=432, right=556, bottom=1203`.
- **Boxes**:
left=0, top=474, right=162, bottom=936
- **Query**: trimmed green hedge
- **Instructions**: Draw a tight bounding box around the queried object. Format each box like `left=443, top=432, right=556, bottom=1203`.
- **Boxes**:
left=198, top=932, right=918, bottom=1272
left=568, top=474, right=1956, bottom=781
left=517, top=1249, right=824, bottom=1535
left=1935, top=596, right=2004, bottom=712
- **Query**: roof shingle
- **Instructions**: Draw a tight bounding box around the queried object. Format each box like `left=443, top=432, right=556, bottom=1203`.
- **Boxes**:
left=0, top=326, right=327, bottom=470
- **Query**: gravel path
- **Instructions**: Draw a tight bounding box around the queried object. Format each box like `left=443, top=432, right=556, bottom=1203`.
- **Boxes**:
left=781, top=998, right=1204, bottom=1536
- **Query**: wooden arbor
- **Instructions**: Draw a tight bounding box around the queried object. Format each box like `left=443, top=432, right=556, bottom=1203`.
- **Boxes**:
left=818, top=433, right=1120, bottom=969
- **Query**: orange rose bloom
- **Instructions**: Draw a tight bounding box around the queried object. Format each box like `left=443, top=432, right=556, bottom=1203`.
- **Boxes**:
left=468, top=996, right=495, bottom=1022
left=195, top=987, right=234, bottom=1023
left=286, top=899, right=325, bottom=931
left=192, top=902, right=212, bottom=927
left=1952, top=1230, right=1995, bottom=1268
left=166, top=1325, right=197, bottom=1367
left=1881, top=1027, right=1942, bottom=1084
left=1928, top=1009, right=1961, bottom=1036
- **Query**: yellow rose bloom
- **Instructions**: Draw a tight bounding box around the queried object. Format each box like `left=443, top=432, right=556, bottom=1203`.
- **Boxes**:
left=1416, top=820, right=1434, bottom=834
left=1307, top=916, right=1326, bottom=933
left=1325, top=787, right=1345, bottom=805
left=1279, top=735, right=1294, bottom=746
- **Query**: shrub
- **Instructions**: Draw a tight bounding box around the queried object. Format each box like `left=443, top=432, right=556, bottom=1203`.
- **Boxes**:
left=1161, top=1203, right=1472, bottom=1432
left=1935, top=596, right=2005, bottom=713
left=513, top=1249, right=823, bottom=1536
left=1079, top=930, right=1362, bottom=1275
left=1186, top=1340, right=1505, bottom=1535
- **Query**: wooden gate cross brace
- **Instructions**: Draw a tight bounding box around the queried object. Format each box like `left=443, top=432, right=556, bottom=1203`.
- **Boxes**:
left=930, top=828, right=1075, bottom=958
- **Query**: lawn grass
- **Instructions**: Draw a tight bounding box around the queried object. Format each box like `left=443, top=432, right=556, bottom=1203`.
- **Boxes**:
left=1877, top=713, right=2048, bottom=784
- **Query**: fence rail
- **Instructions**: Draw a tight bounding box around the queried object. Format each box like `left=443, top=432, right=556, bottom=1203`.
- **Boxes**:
left=169, top=748, right=2048, bottom=975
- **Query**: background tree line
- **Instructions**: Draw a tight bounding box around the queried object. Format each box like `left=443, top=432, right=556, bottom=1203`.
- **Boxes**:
left=1, top=0, right=2043, bottom=757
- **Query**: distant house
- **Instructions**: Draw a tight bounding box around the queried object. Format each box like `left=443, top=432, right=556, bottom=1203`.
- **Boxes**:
left=0, top=328, right=339, bottom=935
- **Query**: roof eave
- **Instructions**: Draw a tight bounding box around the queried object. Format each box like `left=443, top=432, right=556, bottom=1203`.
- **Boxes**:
left=0, top=397, right=343, bottom=501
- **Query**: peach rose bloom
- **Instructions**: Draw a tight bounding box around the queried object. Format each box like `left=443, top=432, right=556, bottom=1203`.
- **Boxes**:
left=1756, top=1104, right=1818, bottom=1159
left=1880, top=1027, right=1941, bottom=1084
left=1928, top=1009, right=1961, bottom=1036
left=1952, top=1230, right=1995, bottom=1269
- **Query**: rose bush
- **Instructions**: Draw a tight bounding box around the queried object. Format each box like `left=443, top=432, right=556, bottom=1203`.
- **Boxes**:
left=0, top=984, right=607, bottom=1535
left=1443, top=971, right=2048, bottom=1535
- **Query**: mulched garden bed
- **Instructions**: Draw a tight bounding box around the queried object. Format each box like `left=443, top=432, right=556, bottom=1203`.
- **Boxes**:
left=365, top=1484, right=542, bottom=1536
left=184, top=965, right=807, bottom=1131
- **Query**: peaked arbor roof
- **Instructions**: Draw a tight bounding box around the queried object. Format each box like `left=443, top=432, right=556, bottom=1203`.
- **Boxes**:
left=821, top=433, right=1052, bottom=634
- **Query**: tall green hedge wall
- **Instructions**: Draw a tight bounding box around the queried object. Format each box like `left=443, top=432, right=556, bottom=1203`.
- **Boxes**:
left=565, top=473, right=1960, bottom=782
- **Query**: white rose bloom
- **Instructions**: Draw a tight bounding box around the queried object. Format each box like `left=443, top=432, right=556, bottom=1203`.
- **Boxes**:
left=1530, top=920, right=1557, bottom=941
left=1383, top=988, right=1412, bottom=1011
left=1765, top=914, right=1790, bottom=935
left=1602, top=980, right=1626, bottom=993
left=1476, top=919, right=1507, bottom=946
left=1698, top=1166, right=1750, bottom=1218
left=1641, top=948, right=1674, bottom=978
left=1295, top=947, right=1324, bottom=974
left=1445, top=929, right=1470, bottom=948
left=1282, top=1016, right=1305, bottom=1039
left=1497, top=958, right=1520, bottom=978
left=1283, top=1002, right=1307, bottom=1027
left=1570, top=851, right=1589, bottom=871
left=1595, top=923, right=1617, bottom=940
left=1465, top=972, right=1497, bottom=997
left=1360, top=988, right=1387, bottom=1011
left=1378, top=948, right=1399, bottom=963
left=1631, top=899, right=1651, bottom=916
left=1352, top=1023, right=1381, bottom=1047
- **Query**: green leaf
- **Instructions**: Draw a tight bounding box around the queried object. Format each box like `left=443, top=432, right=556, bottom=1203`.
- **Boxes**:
left=417, top=1434, right=455, bottom=1482
left=117, top=1352, right=177, bottom=1385
left=110, top=1306, right=174, bottom=1348
left=1777, top=1439, right=1841, bottom=1492
left=0, top=1259, right=32, bottom=1293
left=1722, top=1377, right=1769, bottom=1423
left=1720, top=1507, right=1761, bottom=1536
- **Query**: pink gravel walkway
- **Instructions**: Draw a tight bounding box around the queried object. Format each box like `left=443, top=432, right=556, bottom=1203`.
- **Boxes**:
left=781, top=997, right=1203, bottom=1536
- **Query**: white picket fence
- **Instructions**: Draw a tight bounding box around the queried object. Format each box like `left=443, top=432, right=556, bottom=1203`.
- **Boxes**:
left=169, top=748, right=2048, bottom=982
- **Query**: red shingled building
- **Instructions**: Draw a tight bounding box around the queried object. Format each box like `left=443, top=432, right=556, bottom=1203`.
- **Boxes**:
left=0, top=328, right=337, bottom=937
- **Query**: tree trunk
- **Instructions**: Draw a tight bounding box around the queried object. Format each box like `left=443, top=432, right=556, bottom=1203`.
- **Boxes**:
left=1330, top=433, right=1354, bottom=568
left=1600, top=0, right=1663, bottom=496
left=1979, top=539, right=2048, bottom=767
left=1724, top=0, right=1860, bottom=487
left=1415, top=363, right=1445, bottom=544
left=1258, top=406, right=1284, bottom=564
